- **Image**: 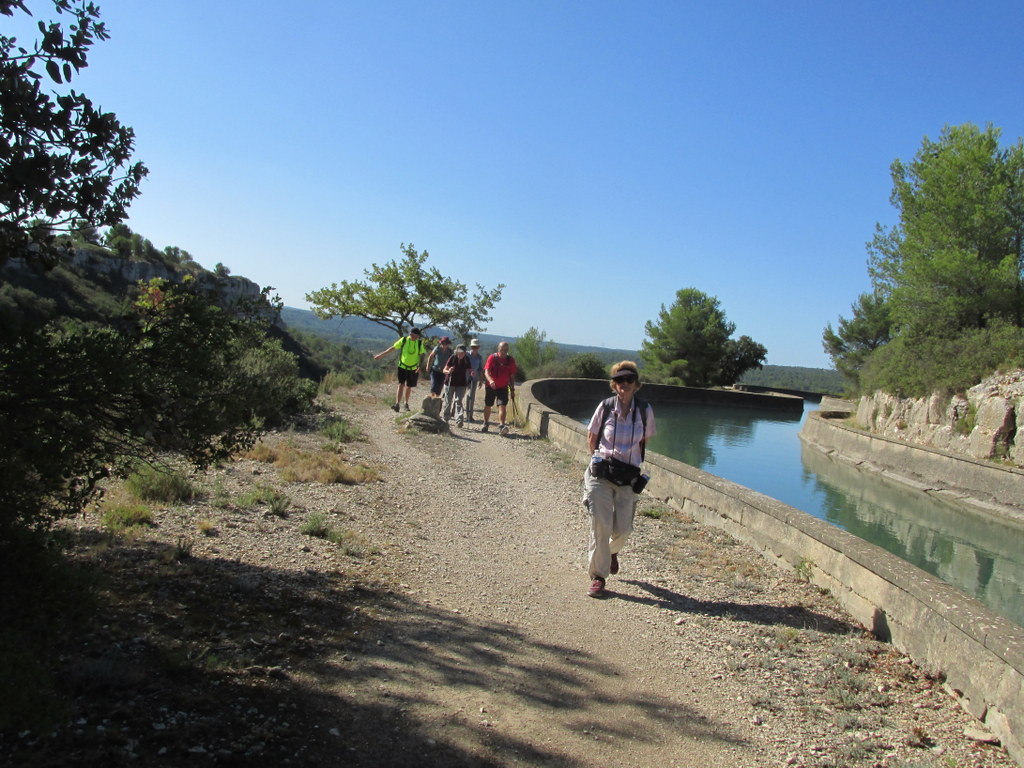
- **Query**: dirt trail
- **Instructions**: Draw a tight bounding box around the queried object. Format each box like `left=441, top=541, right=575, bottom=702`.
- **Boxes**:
left=6, top=383, right=1011, bottom=767
left=317, top=384, right=1012, bottom=768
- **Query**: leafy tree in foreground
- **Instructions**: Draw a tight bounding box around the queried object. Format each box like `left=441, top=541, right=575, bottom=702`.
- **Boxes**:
left=0, top=0, right=147, bottom=268
left=306, top=243, right=504, bottom=339
left=640, top=287, right=766, bottom=387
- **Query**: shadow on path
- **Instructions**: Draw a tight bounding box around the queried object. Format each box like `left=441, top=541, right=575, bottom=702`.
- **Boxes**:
left=610, top=579, right=860, bottom=635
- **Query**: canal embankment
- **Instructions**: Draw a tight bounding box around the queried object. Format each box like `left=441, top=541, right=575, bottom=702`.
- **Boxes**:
left=517, top=378, right=1024, bottom=766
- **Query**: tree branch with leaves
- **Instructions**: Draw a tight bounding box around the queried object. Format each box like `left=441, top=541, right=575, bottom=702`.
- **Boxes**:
left=306, top=243, right=504, bottom=339
left=0, top=0, right=147, bottom=268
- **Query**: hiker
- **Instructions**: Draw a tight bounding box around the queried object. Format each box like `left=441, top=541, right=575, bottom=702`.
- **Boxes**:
left=583, top=361, right=656, bottom=598
left=441, top=343, right=473, bottom=427
left=374, top=327, right=427, bottom=412
left=425, top=336, right=453, bottom=398
left=481, top=340, right=517, bottom=435
left=465, top=338, right=485, bottom=422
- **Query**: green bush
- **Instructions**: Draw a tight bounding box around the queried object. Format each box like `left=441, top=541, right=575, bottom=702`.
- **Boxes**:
left=859, top=321, right=1024, bottom=397
left=564, top=353, right=609, bottom=379
left=236, top=484, right=288, bottom=512
left=300, top=512, right=330, bottom=538
left=101, top=503, right=155, bottom=530
left=0, top=278, right=314, bottom=537
left=320, top=415, right=362, bottom=443
left=125, top=465, right=197, bottom=503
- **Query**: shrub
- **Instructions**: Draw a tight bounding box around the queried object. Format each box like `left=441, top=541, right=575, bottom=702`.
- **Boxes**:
left=125, top=465, right=197, bottom=503
left=300, top=512, right=330, bottom=538
left=565, top=353, right=609, bottom=379
left=320, top=416, right=362, bottom=443
left=101, top=503, right=154, bottom=531
left=0, top=278, right=315, bottom=537
left=236, top=484, right=287, bottom=510
left=858, top=321, right=1024, bottom=397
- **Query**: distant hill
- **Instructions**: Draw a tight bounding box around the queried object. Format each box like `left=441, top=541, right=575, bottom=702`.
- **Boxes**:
left=737, top=365, right=845, bottom=396
left=280, top=306, right=843, bottom=393
left=279, top=306, right=637, bottom=361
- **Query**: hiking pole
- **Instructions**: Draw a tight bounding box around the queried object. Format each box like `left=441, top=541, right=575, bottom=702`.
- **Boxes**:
left=508, top=385, right=525, bottom=429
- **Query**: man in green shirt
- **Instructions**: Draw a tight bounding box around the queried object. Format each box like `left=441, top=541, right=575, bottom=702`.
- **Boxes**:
left=374, top=327, right=427, bottom=411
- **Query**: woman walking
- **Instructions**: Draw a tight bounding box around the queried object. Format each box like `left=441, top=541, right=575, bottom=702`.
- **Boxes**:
left=583, top=361, right=656, bottom=598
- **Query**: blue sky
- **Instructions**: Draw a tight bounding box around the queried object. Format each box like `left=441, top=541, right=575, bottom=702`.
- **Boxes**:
left=13, top=1, right=1024, bottom=367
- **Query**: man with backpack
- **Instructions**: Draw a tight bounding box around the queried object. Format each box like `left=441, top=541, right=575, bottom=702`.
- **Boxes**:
left=583, top=361, right=656, bottom=598
left=374, top=327, right=427, bottom=412
left=481, top=340, right=517, bottom=435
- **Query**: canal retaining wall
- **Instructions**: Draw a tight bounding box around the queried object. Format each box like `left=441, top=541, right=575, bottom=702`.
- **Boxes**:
left=518, top=378, right=1024, bottom=765
left=801, top=410, right=1024, bottom=521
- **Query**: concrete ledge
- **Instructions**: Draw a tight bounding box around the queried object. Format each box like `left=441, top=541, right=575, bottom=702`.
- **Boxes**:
left=800, top=411, right=1024, bottom=523
left=519, top=378, right=1024, bottom=765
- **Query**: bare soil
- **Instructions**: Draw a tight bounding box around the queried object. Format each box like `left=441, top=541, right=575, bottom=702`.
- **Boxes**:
left=1, top=382, right=1015, bottom=767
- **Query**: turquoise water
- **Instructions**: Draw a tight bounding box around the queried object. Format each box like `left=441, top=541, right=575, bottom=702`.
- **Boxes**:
left=573, top=399, right=1024, bottom=628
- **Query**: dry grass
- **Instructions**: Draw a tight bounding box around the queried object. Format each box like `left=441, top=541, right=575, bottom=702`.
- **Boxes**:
left=242, top=441, right=378, bottom=485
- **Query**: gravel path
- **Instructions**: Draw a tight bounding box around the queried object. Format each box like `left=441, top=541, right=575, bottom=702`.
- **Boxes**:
left=316, top=384, right=1013, bottom=768
left=3, top=382, right=1013, bottom=767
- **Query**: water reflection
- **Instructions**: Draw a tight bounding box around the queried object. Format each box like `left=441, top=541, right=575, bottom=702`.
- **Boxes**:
left=567, top=399, right=1024, bottom=628
left=801, top=444, right=1024, bottom=627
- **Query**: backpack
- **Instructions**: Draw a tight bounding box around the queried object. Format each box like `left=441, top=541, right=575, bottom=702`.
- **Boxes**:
left=597, top=396, right=650, bottom=461
left=396, top=335, right=425, bottom=369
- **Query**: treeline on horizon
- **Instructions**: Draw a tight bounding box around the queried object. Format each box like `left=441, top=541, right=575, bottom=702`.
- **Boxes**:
left=281, top=306, right=844, bottom=394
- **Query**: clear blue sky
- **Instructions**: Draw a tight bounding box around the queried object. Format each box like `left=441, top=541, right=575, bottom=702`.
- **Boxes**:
left=14, top=1, right=1024, bottom=367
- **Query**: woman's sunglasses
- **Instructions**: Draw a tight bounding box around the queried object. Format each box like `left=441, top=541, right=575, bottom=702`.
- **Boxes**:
left=612, top=374, right=638, bottom=384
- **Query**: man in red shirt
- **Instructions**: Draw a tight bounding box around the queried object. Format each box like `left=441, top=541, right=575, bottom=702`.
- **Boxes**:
left=481, top=341, right=517, bottom=435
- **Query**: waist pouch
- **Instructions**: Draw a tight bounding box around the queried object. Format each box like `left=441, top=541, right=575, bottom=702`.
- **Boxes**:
left=596, top=457, right=641, bottom=486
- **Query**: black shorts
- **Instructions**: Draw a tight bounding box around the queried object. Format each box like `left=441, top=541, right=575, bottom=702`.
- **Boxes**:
left=397, top=367, right=419, bottom=387
left=484, top=385, right=509, bottom=407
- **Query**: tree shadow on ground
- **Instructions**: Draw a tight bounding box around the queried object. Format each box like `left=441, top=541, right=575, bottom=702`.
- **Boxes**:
left=1, top=532, right=750, bottom=767
left=611, top=579, right=860, bottom=635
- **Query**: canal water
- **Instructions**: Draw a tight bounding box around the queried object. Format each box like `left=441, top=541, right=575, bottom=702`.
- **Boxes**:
left=570, top=399, right=1024, bottom=628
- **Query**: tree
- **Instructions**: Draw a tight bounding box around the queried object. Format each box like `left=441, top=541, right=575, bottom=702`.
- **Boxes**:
left=513, top=326, right=557, bottom=377
left=640, top=287, right=766, bottom=387
left=867, top=123, right=1024, bottom=339
left=822, top=291, right=892, bottom=388
left=719, top=335, right=768, bottom=386
left=565, top=352, right=608, bottom=379
left=306, top=243, right=504, bottom=339
left=0, top=0, right=147, bottom=268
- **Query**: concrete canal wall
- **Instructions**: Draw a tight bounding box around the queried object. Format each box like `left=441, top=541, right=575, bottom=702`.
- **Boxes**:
left=517, top=378, right=1024, bottom=765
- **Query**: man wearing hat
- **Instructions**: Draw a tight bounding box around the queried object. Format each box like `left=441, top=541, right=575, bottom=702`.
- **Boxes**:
left=425, top=336, right=454, bottom=398
left=465, top=339, right=484, bottom=422
left=374, top=327, right=427, bottom=412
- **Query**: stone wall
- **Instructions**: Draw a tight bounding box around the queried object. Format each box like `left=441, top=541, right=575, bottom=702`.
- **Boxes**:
left=518, top=378, right=1024, bottom=765
left=855, top=370, right=1024, bottom=467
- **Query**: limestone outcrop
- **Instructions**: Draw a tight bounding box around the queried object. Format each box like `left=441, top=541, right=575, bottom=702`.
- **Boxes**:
left=855, top=370, right=1024, bottom=466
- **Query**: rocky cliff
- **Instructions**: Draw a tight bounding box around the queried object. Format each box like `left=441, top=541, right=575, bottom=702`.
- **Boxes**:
left=855, top=370, right=1024, bottom=467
